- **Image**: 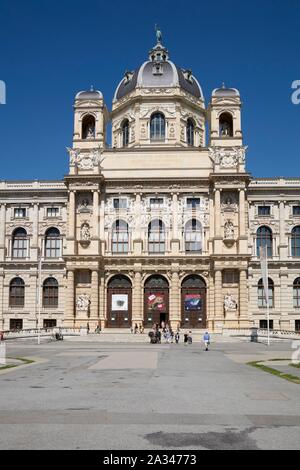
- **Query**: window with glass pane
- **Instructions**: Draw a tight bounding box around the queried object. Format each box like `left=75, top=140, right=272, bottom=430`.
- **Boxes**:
left=112, top=220, right=129, bottom=253
left=258, top=278, right=274, bottom=308
left=122, top=120, right=129, bottom=147
left=293, top=206, right=300, bottom=216
left=113, top=198, right=127, bottom=210
left=47, top=207, right=59, bottom=218
left=45, top=228, right=61, bottom=258
left=186, top=119, right=195, bottom=146
left=186, top=197, right=200, bottom=209
left=291, top=226, right=300, bottom=257
left=148, top=219, right=165, bottom=253
left=295, top=320, right=300, bottom=331
left=150, top=197, right=164, bottom=209
left=258, top=206, right=270, bottom=216
left=12, top=228, right=27, bottom=258
left=259, top=319, right=273, bottom=330
left=14, top=208, right=26, bottom=218
left=9, top=277, right=25, bottom=307
left=43, top=278, right=58, bottom=308
left=293, top=278, right=300, bottom=307
left=150, top=113, right=165, bottom=141
left=185, top=219, right=202, bottom=252
left=256, top=226, right=272, bottom=257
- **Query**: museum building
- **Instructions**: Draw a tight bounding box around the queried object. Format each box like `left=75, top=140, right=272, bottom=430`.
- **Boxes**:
left=1, top=37, right=300, bottom=332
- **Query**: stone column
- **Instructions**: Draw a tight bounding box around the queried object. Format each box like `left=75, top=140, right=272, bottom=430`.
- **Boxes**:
left=99, top=271, right=106, bottom=329
left=239, top=269, right=248, bottom=326
left=132, top=270, right=142, bottom=325
left=171, top=193, right=180, bottom=254
left=214, top=270, right=223, bottom=327
left=68, top=191, right=76, bottom=239
left=0, top=204, right=6, bottom=262
left=65, top=270, right=75, bottom=327
left=90, top=270, right=99, bottom=328
left=214, top=189, right=221, bottom=237
left=99, top=193, right=105, bottom=255
left=93, top=190, right=99, bottom=238
left=279, top=201, right=287, bottom=259
left=239, top=189, right=246, bottom=236
left=0, top=273, right=4, bottom=329
left=208, top=274, right=215, bottom=330
left=170, top=270, right=180, bottom=331
left=31, top=203, right=39, bottom=262
left=133, top=193, right=142, bottom=255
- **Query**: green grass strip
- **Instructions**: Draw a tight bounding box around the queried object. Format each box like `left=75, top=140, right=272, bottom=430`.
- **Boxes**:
left=247, top=360, right=300, bottom=385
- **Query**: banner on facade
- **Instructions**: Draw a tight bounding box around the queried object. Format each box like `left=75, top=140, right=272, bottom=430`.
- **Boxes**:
left=260, top=244, right=269, bottom=304
left=147, top=292, right=166, bottom=311
left=184, top=294, right=202, bottom=311
left=111, top=294, right=128, bottom=311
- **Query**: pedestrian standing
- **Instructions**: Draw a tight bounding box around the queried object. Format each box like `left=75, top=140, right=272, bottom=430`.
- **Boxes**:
left=203, top=331, right=211, bottom=351
left=87, top=322, right=90, bottom=334
left=175, top=331, right=180, bottom=344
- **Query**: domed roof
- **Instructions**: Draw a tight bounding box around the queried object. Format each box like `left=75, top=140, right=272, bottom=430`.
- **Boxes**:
left=75, top=87, right=103, bottom=100
left=212, top=84, right=240, bottom=97
left=114, top=42, right=204, bottom=101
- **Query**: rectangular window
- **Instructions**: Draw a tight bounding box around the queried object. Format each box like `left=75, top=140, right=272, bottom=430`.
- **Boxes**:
left=223, top=270, right=239, bottom=284
left=149, top=197, right=164, bottom=209
left=258, top=206, right=271, bottom=216
left=259, top=320, right=274, bottom=330
left=47, top=207, right=59, bottom=218
left=293, top=206, right=300, bottom=216
left=293, top=286, right=300, bottom=307
left=14, top=208, right=26, bottom=218
left=9, top=319, right=23, bottom=331
left=187, top=198, right=200, bottom=209
left=295, top=320, right=300, bottom=331
left=75, top=270, right=91, bottom=285
left=43, top=319, right=57, bottom=328
left=113, top=198, right=127, bottom=210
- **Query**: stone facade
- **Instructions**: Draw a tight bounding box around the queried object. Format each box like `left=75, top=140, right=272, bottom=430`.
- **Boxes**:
left=0, top=39, right=299, bottom=332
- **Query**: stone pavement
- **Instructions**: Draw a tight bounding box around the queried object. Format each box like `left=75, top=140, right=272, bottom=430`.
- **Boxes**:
left=0, top=338, right=299, bottom=450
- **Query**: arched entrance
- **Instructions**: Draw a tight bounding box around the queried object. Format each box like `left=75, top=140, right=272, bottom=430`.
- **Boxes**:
left=181, top=275, right=206, bottom=328
left=107, top=275, right=132, bottom=328
left=144, top=275, right=169, bottom=328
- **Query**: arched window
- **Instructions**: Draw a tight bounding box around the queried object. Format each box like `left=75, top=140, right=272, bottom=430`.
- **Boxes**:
left=258, top=278, right=274, bottom=308
left=293, top=278, right=300, bottom=308
left=185, top=219, right=202, bottom=252
left=219, top=112, right=233, bottom=137
left=150, top=113, right=165, bottom=141
left=256, top=226, right=273, bottom=257
left=82, top=114, right=95, bottom=139
left=43, top=278, right=58, bottom=308
left=9, top=277, right=25, bottom=307
left=186, top=118, right=195, bottom=146
left=45, top=228, right=61, bottom=258
left=122, top=119, right=129, bottom=147
left=148, top=219, right=165, bottom=253
left=112, top=220, right=129, bottom=253
left=12, top=228, right=27, bottom=258
left=291, top=226, right=300, bottom=257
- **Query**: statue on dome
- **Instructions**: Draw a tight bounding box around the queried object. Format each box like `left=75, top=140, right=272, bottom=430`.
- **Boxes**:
left=155, top=24, right=162, bottom=44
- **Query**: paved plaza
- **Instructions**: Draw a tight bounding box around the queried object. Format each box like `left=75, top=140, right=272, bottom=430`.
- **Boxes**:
left=0, top=337, right=299, bottom=450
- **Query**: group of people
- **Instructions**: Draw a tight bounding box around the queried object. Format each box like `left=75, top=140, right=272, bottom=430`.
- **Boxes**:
left=131, top=323, right=144, bottom=334
left=148, top=322, right=211, bottom=350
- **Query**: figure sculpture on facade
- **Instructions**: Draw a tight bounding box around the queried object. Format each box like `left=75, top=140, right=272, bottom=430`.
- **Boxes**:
left=155, top=25, right=162, bottom=44
left=220, top=121, right=231, bottom=136
left=76, top=294, right=90, bottom=311
left=86, top=124, right=95, bottom=139
left=80, top=223, right=90, bottom=241
left=66, top=147, right=80, bottom=165
left=224, top=220, right=234, bottom=239
left=224, top=294, right=237, bottom=311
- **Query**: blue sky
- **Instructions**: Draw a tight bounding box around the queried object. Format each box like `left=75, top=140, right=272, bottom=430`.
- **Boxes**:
left=0, top=0, right=299, bottom=180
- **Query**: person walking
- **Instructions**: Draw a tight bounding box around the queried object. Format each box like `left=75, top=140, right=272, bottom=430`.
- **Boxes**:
left=86, top=322, right=90, bottom=334
left=175, top=331, right=180, bottom=344
left=203, top=331, right=211, bottom=351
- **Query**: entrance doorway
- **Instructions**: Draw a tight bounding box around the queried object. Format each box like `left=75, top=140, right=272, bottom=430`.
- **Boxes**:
left=181, top=275, right=207, bottom=328
left=107, top=275, right=132, bottom=328
left=144, top=275, right=169, bottom=328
